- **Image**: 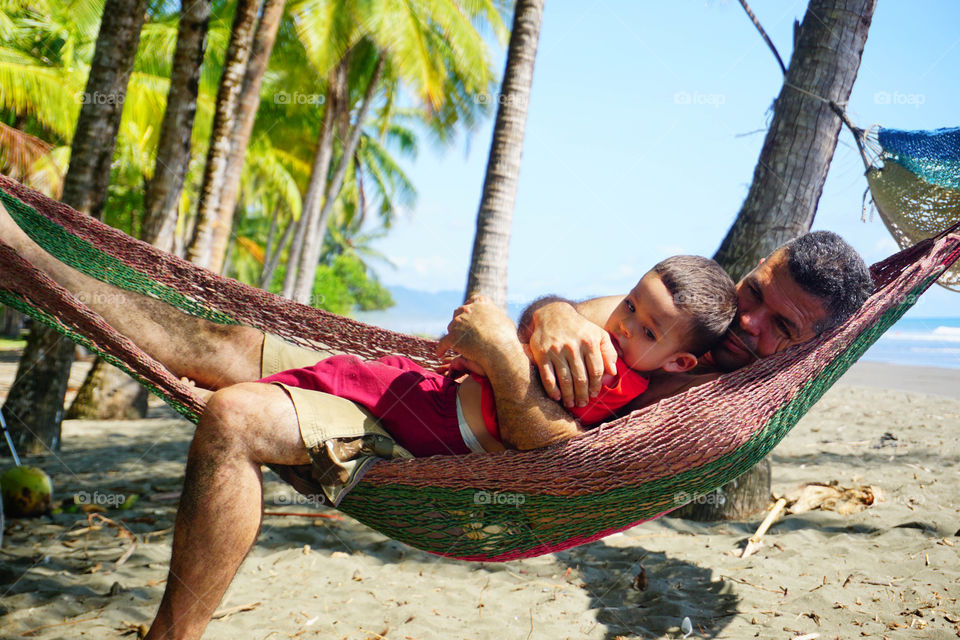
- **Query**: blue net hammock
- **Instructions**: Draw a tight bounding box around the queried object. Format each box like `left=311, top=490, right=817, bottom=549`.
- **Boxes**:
left=868, top=126, right=960, bottom=290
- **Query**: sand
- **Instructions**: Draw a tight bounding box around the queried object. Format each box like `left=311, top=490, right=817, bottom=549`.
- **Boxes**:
left=1, top=358, right=959, bottom=639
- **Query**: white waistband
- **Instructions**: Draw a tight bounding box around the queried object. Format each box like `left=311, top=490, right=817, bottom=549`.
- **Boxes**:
left=456, top=393, right=487, bottom=454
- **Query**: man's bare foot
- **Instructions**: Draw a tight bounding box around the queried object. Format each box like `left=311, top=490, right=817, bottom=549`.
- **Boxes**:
left=180, top=377, right=214, bottom=402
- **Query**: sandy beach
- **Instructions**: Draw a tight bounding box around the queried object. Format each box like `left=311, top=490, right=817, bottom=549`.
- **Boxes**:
left=1, top=354, right=959, bottom=640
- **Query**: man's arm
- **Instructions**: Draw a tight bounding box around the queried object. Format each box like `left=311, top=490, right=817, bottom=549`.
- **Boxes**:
left=436, top=297, right=584, bottom=450
left=484, top=350, right=585, bottom=450
left=518, top=295, right=620, bottom=340
left=520, top=295, right=621, bottom=408
left=517, top=295, right=570, bottom=343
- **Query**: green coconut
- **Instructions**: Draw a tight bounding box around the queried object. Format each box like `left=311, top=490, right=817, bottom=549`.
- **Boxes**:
left=1, top=465, right=53, bottom=517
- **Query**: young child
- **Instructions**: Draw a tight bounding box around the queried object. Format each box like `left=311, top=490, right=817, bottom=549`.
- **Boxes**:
left=258, top=255, right=736, bottom=456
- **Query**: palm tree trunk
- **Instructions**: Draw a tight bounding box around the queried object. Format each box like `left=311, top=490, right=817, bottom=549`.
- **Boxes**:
left=59, top=0, right=148, bottom=220
left=261, top=200, right=281, bottom=265
left=464, top=0, right=544, bottom=308
left=219, top=200, right=243, bottom=277
left=209, top=0, right=286, bottom=273
left=66, top=359, right=150, bottom=420
left=260, top=214, right=295, bottom=288
left=713, top=0, right=877, bottom=281
left=69, top=0, right=213, bottom=422
left=141, top=0, right=212, bottom=251
left=280, top=64, right=345, bottom=299
left=0, top=306, right=24, bottom=338
left=291, top=54, right=385, bottom=305
left=259, top=200, right=284, bottom=285
left=673, top=0, right=877, bottom=522
left=2, top=0, right=148, bottom=453
left=185, top=0, right=260, bottom=270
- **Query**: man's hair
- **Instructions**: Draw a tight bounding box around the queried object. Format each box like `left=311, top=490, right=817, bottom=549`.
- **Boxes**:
left=782, top=231, right=874, bottom=333
left=652, top=255, right=737, bottom=356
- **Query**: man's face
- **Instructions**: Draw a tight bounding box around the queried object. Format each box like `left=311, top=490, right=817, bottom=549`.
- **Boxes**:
left=711, top=250, right=829, bottom=372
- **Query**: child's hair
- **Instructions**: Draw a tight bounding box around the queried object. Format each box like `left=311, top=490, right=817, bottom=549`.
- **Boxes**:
left=651, top=255, right=737, bottom=356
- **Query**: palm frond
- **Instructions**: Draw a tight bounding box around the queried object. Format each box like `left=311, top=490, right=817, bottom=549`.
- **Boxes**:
left=243, top=137, right=304, bottom=222
left=0, top=120, right=52, bottom=179
left=0, top=50, right=82, bottom=139
left=61, top=0, right=108, bottom=40
left=24, top=143, right=69, bottom=197
left=356, top=131, right=416, bottom=228
left=458, top=0, right=509, bottom=44
left=134, top=18, right=181, bottom=79
left=289, top=0, right=357, bottom=78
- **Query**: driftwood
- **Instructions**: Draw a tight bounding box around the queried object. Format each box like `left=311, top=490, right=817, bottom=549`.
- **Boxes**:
left=739, top=498, right=787, bottom=558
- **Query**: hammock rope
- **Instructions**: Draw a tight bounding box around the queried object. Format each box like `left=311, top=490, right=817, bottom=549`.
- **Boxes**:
left=1, top=171, right=958, bottom=562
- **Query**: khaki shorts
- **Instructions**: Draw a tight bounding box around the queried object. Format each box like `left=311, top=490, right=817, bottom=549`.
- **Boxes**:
left=260, top=334, right=413, bottom=505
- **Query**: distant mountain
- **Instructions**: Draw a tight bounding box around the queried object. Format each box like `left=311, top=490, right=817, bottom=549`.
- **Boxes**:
left=352, top=285, right=527, bottom=338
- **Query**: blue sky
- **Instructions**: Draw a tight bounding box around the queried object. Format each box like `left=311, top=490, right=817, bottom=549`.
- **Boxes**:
left=364, top=0, right=960, bottom=318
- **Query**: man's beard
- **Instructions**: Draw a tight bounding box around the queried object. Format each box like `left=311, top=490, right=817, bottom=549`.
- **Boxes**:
left=710, top=329, right=759, bottom=372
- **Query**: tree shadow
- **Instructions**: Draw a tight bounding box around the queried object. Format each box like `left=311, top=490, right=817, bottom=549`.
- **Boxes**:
left=550, top=538, right=739, bottom=639
left=8, top=408, right=948, bottom=639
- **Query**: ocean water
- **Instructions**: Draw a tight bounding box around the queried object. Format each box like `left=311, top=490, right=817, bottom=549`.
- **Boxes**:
left=861, top=317, right=960, bottom=369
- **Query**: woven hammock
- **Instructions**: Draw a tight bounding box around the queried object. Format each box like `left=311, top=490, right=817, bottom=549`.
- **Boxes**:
left=868, top=127, right=960, bottom=290
left=1, top=174, right=959, bottom=563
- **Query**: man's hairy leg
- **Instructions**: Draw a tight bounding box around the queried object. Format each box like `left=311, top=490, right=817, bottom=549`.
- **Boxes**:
left=145, top=383, right=309, bottom=640
left=0, top=201, right=262, bottom=388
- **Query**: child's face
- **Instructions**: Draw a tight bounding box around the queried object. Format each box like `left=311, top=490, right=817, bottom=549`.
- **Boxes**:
left=603, top=272, right=697, bottom=373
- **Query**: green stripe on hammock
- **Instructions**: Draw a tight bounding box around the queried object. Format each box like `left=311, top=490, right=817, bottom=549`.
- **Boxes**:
left=0, top=190, right=239, bottom=327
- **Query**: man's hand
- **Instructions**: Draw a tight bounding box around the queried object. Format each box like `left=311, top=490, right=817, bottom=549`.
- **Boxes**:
left=526, top=301, right=618, bottom=409
left=438, top=296, right=585, bottom=450
left=437, top=353, right=488, bottom=378
left=435, top=295, right=525, bottom=373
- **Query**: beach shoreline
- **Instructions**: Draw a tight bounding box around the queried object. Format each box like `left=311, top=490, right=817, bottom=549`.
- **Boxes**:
left=839, top=361, right=960, bottom=398
left=1, top=357, right=959, bottom=639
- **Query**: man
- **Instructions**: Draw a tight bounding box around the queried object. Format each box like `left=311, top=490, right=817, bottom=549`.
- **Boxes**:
left=0, top=201, right=575, bottom=639
left=0, top=201, right=871, bottom=639
left=514, top=231, right=874, bottom=417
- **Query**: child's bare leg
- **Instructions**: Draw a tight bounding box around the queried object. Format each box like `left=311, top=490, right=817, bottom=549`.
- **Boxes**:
left=0, top=200, right=263, bottom=389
